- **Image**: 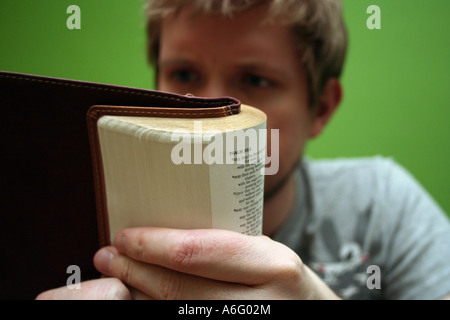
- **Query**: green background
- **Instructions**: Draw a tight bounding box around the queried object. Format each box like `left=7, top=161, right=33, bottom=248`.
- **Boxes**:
left=1, top=0, right=449, bottom=216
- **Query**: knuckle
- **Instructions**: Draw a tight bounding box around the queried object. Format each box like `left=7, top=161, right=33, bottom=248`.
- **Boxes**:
left=271, top=257, right=305, bottom=298
left=275, top=252, right=303, bottom=284
left=98, top=278, right=131, bottom=300
left=169, top=232, right=202, bottom=269
left=118, top=258, right=135, bottom=286
left=158, top=271, right=184, bottom=300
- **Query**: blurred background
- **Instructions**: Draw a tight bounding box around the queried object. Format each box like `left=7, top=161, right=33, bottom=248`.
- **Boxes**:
left=1, top=0, right=449, bottom=216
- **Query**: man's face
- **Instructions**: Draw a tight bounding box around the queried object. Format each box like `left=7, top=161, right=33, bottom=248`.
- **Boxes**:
left=157, top=4, right=316, bottom=196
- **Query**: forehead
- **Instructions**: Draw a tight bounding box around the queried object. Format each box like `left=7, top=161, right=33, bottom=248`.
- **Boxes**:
left=159, top=3, right=299, bottom=66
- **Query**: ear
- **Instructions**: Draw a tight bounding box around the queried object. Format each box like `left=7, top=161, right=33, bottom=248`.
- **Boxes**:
left=309, top=78, right=342, bottom=138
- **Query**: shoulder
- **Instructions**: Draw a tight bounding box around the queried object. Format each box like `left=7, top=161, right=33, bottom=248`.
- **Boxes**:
left=304, top=155, right=421, bottom=196
left=304, top=155, right=443, bottom=219
left=302, top=156, right=450, bottom=299
left=305, top=155, right=398, bottom=178
left=303, top=156, right=402, bottom=204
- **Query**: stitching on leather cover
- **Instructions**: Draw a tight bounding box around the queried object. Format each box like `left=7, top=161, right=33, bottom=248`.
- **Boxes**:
left=91, top=108, right=230, bottom=117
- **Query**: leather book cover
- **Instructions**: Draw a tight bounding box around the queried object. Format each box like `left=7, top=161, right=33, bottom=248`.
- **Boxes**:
left=0, top=71, right=239, bottom=299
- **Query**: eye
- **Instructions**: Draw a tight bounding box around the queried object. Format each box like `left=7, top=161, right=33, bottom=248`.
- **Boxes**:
left=170, top=69, right=199, bottom=83
left=242, top=74, right=272, bottom=88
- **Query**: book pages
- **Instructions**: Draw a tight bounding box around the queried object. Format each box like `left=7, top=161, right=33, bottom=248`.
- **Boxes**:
left=97, top=105, right=266, bottom=242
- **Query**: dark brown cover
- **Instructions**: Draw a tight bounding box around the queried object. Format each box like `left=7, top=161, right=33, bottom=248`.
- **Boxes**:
left=0, top=71, right=240, bottom=299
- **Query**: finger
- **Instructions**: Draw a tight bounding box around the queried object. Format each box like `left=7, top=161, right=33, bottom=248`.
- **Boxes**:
left=112, top=227, right=300, bottom=285
left=35, top=278, right=132, bottom=300
left=129, top=287, right=154, bottom=300
left=94, top=247, right=257, bottom=300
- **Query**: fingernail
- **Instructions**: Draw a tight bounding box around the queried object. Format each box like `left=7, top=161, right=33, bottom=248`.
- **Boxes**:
left=114, top=234, right=126, bottom=253
left=95, top=249, right=114, bottom=273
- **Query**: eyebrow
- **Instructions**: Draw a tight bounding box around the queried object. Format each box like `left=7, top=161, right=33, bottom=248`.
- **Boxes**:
left=158, top=58, right=194, bottom=70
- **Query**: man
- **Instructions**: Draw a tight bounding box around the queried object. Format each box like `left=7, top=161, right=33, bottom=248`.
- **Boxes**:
left=37, top=0, right=450, bottom=299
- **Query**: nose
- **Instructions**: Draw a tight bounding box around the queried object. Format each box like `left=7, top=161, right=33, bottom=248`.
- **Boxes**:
left=195, top=78, right=230, bottom=99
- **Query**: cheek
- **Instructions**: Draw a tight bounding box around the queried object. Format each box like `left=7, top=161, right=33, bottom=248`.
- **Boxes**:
left=266, top=108, right=311, bottom=164
left=262, top=113, right=309, bottom=192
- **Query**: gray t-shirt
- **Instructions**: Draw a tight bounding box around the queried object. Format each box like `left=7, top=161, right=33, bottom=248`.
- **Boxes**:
left=272, top=156, right=450, bottom=300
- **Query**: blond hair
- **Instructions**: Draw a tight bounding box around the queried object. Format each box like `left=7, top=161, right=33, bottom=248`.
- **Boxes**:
left=146, top=0, right=347, bottom=107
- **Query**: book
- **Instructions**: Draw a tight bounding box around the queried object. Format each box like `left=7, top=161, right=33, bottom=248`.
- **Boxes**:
left=87, top=104, right=266, bottom=246
left=0, top=71, right=265, bottom=299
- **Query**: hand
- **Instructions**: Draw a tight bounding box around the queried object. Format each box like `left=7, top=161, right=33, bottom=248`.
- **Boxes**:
left=93, top=227, right=341, bottom=300
left=35, top=278, right=132, bottom=300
